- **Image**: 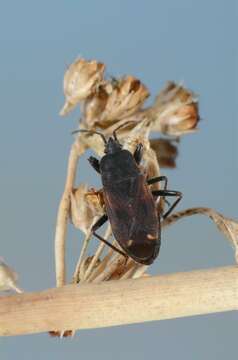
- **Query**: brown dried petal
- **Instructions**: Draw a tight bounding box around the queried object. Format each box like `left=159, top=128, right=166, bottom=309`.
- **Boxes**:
left=149, top=81, right=199, bottom=136
left=49, top=330, right=75, bottom=338
left=70, top=184, right=104, bottom=234
left=60, top=58, right=105, bottom=116
left=150, top=138, right=178, bottom=168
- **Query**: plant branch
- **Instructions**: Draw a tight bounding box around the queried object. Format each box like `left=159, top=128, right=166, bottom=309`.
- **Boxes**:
left=54, top=140, right=85, bottom=287
left=1, top=266, right=237, bottom=336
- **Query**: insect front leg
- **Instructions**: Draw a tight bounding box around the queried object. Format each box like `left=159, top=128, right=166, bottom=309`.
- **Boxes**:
left=133, top=143, right=143, bottom=165
left=151, top=190, right=182, bottom=219
left=88, top=156, right=101, bottom=173
left=92, top=215, right=127, bottom=258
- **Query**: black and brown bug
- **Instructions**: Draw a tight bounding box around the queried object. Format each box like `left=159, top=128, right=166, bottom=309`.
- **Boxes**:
left=74, top=125, right=182, bottom=265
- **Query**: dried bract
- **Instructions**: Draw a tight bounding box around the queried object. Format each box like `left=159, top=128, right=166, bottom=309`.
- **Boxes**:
left=122, top=118, right=150, bottom=153
left=76, top=131, right=106, bottom=156
left=70, top=184, right=104, bottom=234
left=83, top=86, right=109, bottom=128
left=0, top=258, right=22, bottom=293
left=149, top=81, right=199, bottom=136
left=60, top=58, right=105, bottom=116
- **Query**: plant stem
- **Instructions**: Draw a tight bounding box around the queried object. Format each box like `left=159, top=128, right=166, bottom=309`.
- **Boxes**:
left=1, top=266, right=237, bottom=336
left=55, top=140, right=85, bottom=287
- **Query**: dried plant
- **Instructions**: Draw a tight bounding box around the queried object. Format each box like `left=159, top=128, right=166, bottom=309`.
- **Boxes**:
left=49, top=57, right=237, bottom=337
left=1, top=57, right=237, bottom=338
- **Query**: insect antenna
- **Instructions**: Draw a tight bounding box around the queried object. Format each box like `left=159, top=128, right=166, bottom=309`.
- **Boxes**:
left=112, top=120, right=137, bottom=141
left=72, top=129, right=107, bottom=145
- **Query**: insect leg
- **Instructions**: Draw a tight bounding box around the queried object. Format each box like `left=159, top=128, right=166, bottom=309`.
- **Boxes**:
left=148, top=176, right=170, bottom=206
left=133, top=143, right=143, bottom=164
left=93, top=232, right=127, bottom=258
left=91, top=215, right=127, bottom=258
left=88, top=156, right=101, bottom=173
left=152, top=190, right=182, bottom=219
left=91, top=214, right=108, bottom=232
left=147, top=175, right=168, bottom=189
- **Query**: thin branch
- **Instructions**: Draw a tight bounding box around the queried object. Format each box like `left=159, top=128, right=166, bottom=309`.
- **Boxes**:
left=0, top=266, right=237, bottom=336
left=83, top=224, right=111, bottom=281
left=72, top=230, right=92, bottom=283
left=54, top=140, right=85, bottom=287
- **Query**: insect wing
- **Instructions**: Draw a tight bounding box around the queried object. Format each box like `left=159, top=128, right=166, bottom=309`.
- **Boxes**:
left=103, top=175, right=160, bottom=264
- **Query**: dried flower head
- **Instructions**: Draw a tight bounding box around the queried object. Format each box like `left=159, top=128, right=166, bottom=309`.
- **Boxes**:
left=81, top=75, right=149, bottom=130
left=60, top=58, right=105, bottom=116
left=149, top=81, right=199, bottom=136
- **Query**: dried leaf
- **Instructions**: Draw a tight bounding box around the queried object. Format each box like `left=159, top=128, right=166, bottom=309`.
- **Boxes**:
left=149, top=81, right=199, bottom=136
left=60, top=58, right=105, bottom=116
left=0, top=258, right=22, bottom=293
left=162, top=207, right=238, bottom=263
left=150, top=138, right=178, bottom=168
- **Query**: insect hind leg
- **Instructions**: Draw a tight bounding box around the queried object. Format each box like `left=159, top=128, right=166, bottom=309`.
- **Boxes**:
left=92, top=215, right=127, bottom=258
left=147, top=175, right=168, bottom=189
left=152, top=190, right=182, bottom=219
left=93, top=231, right=127, bottom=258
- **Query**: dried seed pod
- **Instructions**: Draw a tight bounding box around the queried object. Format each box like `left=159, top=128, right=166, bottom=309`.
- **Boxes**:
left=60, top=58, right=105, bottom=116
left=149, top=81, right=199, bottom=136
left=0, top=258, right=22, bottom=293
left=70, top=184, right=104, bottom=234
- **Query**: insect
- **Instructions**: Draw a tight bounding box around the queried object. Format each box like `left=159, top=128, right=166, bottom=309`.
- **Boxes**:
left=74, top=124, right=182, bottom=265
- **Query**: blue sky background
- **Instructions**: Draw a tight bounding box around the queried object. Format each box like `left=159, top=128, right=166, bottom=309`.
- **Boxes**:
left=0, top=1, right=237, bottom=359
